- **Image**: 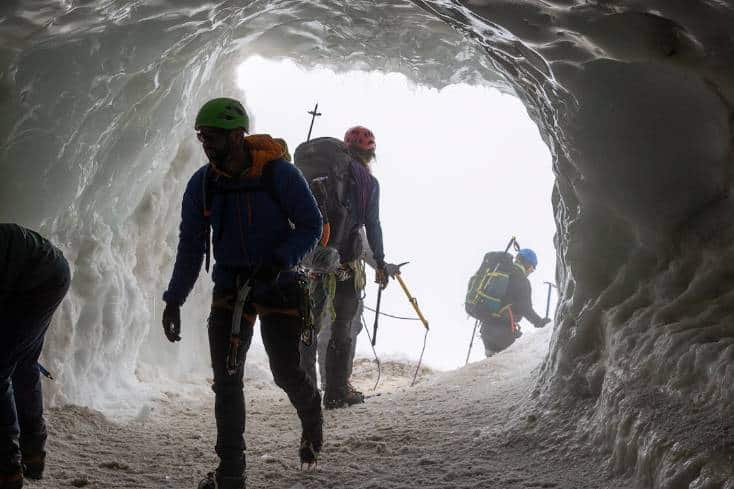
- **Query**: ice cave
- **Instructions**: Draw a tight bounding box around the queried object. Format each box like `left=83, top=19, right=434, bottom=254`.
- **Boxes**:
left=1, top=1, right=732, bottom=488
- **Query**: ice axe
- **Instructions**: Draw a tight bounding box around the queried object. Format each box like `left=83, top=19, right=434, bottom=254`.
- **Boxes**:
left=306, top=102, right=322, bottom=142
left=391, top=263, right=431, bottom=387
left=371, top=285, right=383, bottom=347
left=392, top=263, right=429, bottom=332
left=543, top=281, right=557, bottom=320
left=370, top=262, right=430, bottom=386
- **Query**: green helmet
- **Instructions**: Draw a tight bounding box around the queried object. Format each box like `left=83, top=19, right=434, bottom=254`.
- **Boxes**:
left=195, top=98, right=249, bottom=131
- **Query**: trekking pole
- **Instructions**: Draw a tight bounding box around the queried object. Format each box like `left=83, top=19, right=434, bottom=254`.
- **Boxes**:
left=543, top=282, right=557, bottom=320
left=361, top=310, right=382, bottom=391
left=465, top=236, right=517, bottom=365
left=465, top=319, right=480, bottom=366
left=306, top=102, right=322, bottom=142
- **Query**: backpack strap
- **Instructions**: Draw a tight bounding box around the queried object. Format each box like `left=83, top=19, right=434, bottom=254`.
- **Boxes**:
left=201, top=161, right=290, bottom=273
left=202, top=165, right=213, bottom=273
left=260, top=160, right=289, bottom=219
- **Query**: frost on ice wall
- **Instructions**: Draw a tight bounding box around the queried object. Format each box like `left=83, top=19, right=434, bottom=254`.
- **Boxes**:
left=1, top=1, right=733, bottom=487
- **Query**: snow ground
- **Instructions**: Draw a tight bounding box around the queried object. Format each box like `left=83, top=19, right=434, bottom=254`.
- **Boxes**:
left=30, top=327, right=624, bottom=489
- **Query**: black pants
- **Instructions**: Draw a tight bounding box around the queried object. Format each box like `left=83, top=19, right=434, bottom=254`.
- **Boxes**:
left=0, top=258, right=70, bottom=473
left=321, top=277, right=360, bottom=392
left=208, top=296, right=322, bottom=477
left=480, top=318, right=516, bottom=356
left=299, top=297, right=362, bottom=389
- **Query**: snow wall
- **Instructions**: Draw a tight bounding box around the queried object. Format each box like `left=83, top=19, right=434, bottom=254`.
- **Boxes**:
left=1, top=1, right=732, bottom=487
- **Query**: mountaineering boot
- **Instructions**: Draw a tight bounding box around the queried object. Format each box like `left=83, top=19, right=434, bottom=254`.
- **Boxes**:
left=21, top=452, right=45, bottom=480
left=299, top=438, right=318, bottom=469
left=345, top=382, right=365, bottom=404
left=0, top=469, right=23, bottom=489
left=299, top=411, right=323, bottom=469
left=323, top=337, right=349, bottom=410
left=324, top=335, right=365, bottom=409
left=324, top=382, right=364, bottom=409
left=197, top=472, right=216, bottom=489
left=197, top=471, right=245, bottom=489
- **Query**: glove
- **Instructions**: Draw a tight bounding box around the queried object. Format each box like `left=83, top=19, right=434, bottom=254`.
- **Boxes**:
left=375, top=262, right=389, bottom=289
left=535, top=318, right=551, bottom=328
left=162, top=302, right=181, bottom=342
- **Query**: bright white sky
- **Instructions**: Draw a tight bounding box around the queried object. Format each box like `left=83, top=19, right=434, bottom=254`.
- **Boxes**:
left=236, top=56, right=556, bottom=370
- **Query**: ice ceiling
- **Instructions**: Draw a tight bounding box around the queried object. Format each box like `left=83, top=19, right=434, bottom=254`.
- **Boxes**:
left=1, top=1, right=733, bottom=487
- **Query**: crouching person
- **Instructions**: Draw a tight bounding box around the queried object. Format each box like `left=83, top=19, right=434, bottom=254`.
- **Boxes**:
left=480, top=248, right=549, bottom=356
left=161, top=99, right=323, bottom=489
left=0, top=224, right=71, bottom=489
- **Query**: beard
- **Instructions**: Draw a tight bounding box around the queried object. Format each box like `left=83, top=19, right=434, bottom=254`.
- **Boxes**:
left=349, top=147, right=376, bottom=166
left=205, top=139, right=248, bottom=176
left=204, top=145, right=229, bottom=169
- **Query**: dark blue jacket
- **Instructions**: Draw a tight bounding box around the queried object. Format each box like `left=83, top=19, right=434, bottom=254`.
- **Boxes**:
left=164, top=137, right=322, bottom=305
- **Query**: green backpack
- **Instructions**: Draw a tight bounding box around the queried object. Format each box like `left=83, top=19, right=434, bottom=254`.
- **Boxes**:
left=465, top=251, right=517, bottom=321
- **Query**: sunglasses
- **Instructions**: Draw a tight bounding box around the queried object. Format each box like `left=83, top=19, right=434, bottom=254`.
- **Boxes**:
left=196, top=128, right=229, bottom=144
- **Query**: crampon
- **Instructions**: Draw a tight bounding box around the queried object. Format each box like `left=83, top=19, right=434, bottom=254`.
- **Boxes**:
left=299, top=438, right=319, bottom=471
left=197, top=472, right=216, bottom=489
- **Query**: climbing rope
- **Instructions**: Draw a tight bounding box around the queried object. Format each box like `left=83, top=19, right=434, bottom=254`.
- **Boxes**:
left=363, top=305, right=421, bottom=321
left=360, top=311, right=382, bottom=391
left=411, top=328, right=429, bottom=387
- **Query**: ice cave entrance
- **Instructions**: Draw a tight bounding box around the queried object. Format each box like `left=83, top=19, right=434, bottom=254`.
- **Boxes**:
left=236, top=56, right=556, bottom=369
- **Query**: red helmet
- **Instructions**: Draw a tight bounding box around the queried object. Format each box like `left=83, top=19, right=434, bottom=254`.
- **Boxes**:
left=344, top=126, right=376, bottom=151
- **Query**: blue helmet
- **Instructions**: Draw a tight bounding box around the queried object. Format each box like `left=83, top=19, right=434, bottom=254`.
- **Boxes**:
left=517, top=248, right=538, bottom=268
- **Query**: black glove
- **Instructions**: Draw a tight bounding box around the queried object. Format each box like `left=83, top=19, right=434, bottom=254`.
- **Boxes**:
left=162, top=302, right=181, bottom=342
left=535, top=318, right=551, bottom=328
left=375, top=262, right=389, bottom=289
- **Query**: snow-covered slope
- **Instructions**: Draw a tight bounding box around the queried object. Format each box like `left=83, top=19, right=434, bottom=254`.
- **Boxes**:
left=1, top=1, right=733, bottom=487
left=35, top=328, right=625, bottom=489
